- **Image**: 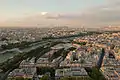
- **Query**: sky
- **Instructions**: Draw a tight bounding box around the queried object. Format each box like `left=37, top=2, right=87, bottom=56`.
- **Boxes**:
left=0, top=0, right=120, bottom=28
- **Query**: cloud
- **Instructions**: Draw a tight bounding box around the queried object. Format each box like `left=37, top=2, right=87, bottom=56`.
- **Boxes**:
left=71, top=1, right=120, bottom=27
left=1, top=1, right=120, bottom=28
left=46, top=13, right=81, bottom=20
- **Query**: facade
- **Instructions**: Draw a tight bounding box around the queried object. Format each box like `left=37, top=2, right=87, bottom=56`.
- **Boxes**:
left=55, top=67, right=88, bottom=79
left=101, top=58, right=120, bottom=80
left=8, top=59, right=36, bottom=79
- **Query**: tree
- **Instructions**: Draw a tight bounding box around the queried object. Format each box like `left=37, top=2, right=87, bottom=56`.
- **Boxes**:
left=80, top=59, right=85, bottom=64
left=89, top=68, right=106, bottom=80
left=15, top=77, right=24, bottom=80
left=40, top=75, right=49, bottom=80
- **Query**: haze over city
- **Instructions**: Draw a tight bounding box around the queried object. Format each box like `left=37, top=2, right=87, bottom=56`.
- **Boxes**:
left=0, top=0, right=120, bottom=28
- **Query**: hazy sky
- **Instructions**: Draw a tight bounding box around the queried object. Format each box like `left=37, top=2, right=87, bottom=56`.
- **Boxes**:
left=0, top=0, right=120, bottom=27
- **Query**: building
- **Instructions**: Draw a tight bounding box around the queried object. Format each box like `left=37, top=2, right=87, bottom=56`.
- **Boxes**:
left=55, top=67, right=88, bottom=80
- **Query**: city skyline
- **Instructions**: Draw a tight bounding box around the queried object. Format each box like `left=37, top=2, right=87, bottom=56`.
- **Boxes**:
left=0, top=0, right=120, bottom=28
